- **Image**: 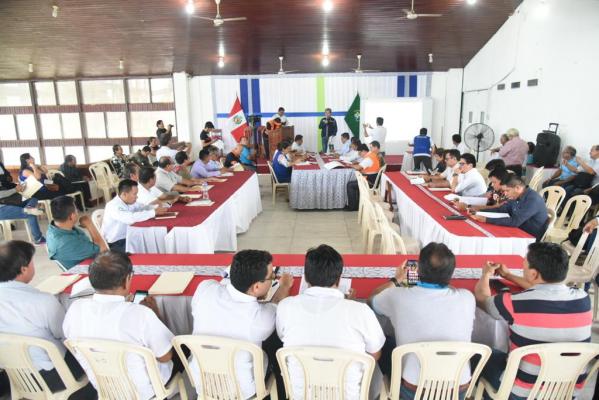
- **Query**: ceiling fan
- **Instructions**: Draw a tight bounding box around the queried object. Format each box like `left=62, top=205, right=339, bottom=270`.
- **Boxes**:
left=397, top=0, right=442, bottom=20
left=351, top=54, right=380, bottom=73
left=276, top=56, right=299, bottom=75
left=192, top=0, right=247, bottom=27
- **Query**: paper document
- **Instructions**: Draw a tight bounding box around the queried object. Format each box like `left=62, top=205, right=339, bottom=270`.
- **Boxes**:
left=428, top=187, right=452, bottom=192
left=155, top=212, right=178, bottom=220
left=20, top=176, right=44, bottom=199
left=406, top=171, right=427, bottom=175
left=410, top=177, right=425, bottom=185
left=189, top=185, right=213, bottom=192
left=296, top=161, right=311, bottom=166
left=475, top=212, right=510, bottom=219
left=149, top=272, right=194, bottom=295
left=186, top=200, right=215, bottom=207
left=323, top=161, right=345, bottom=170
left=221, top=172, right=234, bottom=177
left=36, top=275, right=81, bottom=295
left=444, top=194, right=460, bottom=201
left=70, top=277, right=95, bottom=298
left=299, top=275, right=352, bottom=295
left=459, top=196, right=489, bottom=206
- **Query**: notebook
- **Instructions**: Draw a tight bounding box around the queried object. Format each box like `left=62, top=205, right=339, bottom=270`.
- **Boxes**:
left=20, top=175, right=44, bottom=199
left=428, top=187, right=452, bottom=192
left=186, top=200, right=215, bottom=207
left=36, top=275, right=81, bottom=295
left=148, top=272, right=194, bottom=295
left=475, top=211, right=510, bottom=219
left=298, top=275, right=352, bottom=295
left=155, top=211, right=178, bottom=220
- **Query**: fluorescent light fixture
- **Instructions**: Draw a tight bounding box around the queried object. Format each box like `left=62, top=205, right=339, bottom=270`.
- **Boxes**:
left=322, top=55, right=330, bottom=67
left=428, top=53, right=433, bottom=63
left=52, top=5, right=59, bottom=18
left=218, top=57, right=225, bottom=68
left=322, top=42, right=330, bottom=56
left=119, top=59, right=124, bottom=70
left=28, top=63, right=33, bottom=73
left=185, top=1, right=195, bottom=15
left=466, top=0, right=477, bottom=5
left=218, top=44, right=225, bottom=57
left=323, top=0, right=333, bottom=12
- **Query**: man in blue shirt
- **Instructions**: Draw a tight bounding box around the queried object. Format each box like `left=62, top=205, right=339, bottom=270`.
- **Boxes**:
left=411, top=128, right=435, bottom=172
left=471, top=175, right=548, bottom=240
left=239, top=136, right=256, bottom=171
left=46, top=196, right=108, bottom=269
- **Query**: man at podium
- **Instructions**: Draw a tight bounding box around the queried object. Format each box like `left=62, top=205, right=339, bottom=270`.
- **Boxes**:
left=272, top=107, right=288, bottom=126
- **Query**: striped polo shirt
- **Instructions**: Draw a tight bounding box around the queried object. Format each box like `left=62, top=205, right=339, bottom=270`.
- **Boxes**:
left=486, top=283, right=591, bottom=398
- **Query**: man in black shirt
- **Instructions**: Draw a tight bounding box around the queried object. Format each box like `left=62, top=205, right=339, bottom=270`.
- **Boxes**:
left=156, top=120, right=173, bottom=143
left=224, top=145, right=243, bottom=169
left=60, top=155, right=93, bottom=208
left=318, top=108, right=338, bottom=153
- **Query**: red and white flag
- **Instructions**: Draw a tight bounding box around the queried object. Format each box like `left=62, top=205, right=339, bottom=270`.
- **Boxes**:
left=227, top=96, right=248, bottom=142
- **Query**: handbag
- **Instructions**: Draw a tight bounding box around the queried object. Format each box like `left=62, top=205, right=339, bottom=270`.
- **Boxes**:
left=0, top=191, right=24, bottom=206
left=573, top=172, right=594, bottom=189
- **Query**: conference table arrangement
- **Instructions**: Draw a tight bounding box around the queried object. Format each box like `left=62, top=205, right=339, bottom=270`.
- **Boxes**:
left=60, top=253, right=525, bottom=351
left=126, top=170, right=262, bottom=254
left=290, top=152, right=356, bottom=209
left=382, top=171, right=535, bottom=256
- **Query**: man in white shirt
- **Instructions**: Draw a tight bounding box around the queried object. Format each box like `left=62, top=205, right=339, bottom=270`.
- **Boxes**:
left=273, top=106, right=288, bottom=125
left=291, top=135, right=306, bottom=154
left=276, top=245, right=386, bottom=400
left=425, top=149, right=460, bottom=188
left=363, top=117, right=387, bottom=154
left=452, top=134, right=468, bottom=155
left=341, top=138, right=362, bottom=163
left=101, top=179, right=167, bottom=252
left=191, top=250, right=293, bottom=399
left=337, top=132, right=351, bottom=156
left=156, top=133, right=190, bottom=161
left=451, top=153, right=487, bottom=197
left=154, top=157, right=205, bottom=193
left=566, top=144, right=599, bottom=199
left=368, top=243, right=475, bottom=399
left=63, top=251, right=180, bottom=400
left=0, top=240, right=90, bottom=395
left=137, top=167, right=181, bottom=207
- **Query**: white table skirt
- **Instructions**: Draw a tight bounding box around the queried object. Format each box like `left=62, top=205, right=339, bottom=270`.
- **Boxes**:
left=382, top=174, right=534, bottom=256
left=290, top=168, right=356, bottom=209
left=126, top=173, right=262, bottom=254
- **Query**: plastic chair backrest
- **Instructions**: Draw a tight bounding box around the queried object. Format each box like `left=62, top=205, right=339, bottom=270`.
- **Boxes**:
left=541, top=209, right=557, bottom=242
left=172, top=335, right=268, bottom=400
left=64, top=338, right=169, bottom=400
left=46, top=169, right=64, bottom=180
left=491, top=343, right=599, bottom=400
left=89, top=162, right=112, bottom=189
left=267, top=161, right=281, bottom=184
left=539, top=186, right=566, bottom=212
left=567, top=230, right=599, bottom=281
left=0, top=333, right=82, bottom=400
left=390, top=341, right=491, bottom=400
left=555, top=195, right=592, bottom=232
left=91, top=209, right=104, bottom=231
left=528, top=167, right=545, bottom=192
left=276, top=346, right=375, bottom=400
left=477, top=168, right=490, bottom=185
left=379, top=222, right=408, bottom=255
left=371, top=164, right=388, bottom=193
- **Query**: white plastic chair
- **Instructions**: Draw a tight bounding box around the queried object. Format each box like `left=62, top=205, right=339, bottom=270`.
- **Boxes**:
left=474, top=343, right=599, bottom=400
left=89, top=162, right=116, bottom=204
left=0, top=218, right=33, bottom=241
left=477, top=167, right=490, bottom=185
left=381, top=342, right=491, bottom=400
left=539, top=186, right=566, bottom=213
left=172, top=335, right=276, bottom=400
left=540, top=209, right=557, bottom=243
left=267, top=161, right=289, bottom=205
left=528, top=166, right=545, bottom=192
left=370, top=164, right=388, bottom=196
left=0, top=333, right=89, bottom=400
left=47, top=169, right=86, bottom=212
left=276, top=346, right=376, bottom=400
left=356, top=172, right=369, bottom=225
left=544, top=195, right=592, bottom=243
left=64, top=338, right=187, bottom=400
left=90, top=209, right=110, bottom=249
left=565, top=231, right=599, bottom=319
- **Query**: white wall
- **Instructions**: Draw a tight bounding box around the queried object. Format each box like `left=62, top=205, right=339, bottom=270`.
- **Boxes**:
left=462, top=0, right=599, bottom=161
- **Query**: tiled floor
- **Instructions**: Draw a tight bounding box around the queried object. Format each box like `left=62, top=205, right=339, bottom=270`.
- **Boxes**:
left=2, top=173, right=598, bottom=398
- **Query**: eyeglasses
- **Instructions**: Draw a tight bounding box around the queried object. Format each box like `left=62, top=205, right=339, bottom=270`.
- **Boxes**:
left=260, top=267, right=280, bottom=282
left=458, top=162, right=467, bottom=166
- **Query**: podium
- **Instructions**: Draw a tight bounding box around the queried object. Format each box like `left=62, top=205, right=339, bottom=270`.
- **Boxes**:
left=266, top=126, right=294, bottom=159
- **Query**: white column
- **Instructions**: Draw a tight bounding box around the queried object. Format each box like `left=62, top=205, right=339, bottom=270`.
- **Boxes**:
left=173, top=72, right=191, bottom=143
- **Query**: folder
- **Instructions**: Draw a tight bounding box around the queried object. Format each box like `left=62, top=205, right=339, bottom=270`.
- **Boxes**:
left=36, top=274, right=81, bottom=295
left=148, top=271, right=194, bottom=295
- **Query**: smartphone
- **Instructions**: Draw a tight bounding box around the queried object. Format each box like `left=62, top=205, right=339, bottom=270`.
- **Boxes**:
left=406, top=260, right=420, bottom=286
left=444, top=215, right=467, bottom=221
left=489, top=279, right=511, bottom=293
left=133, top=290, right=148, bottom=304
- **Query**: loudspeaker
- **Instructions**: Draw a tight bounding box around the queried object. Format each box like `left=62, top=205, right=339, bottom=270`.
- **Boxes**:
left=533, top=131, right=561, bottom=167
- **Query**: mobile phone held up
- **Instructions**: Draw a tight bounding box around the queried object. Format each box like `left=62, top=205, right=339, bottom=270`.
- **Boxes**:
left=406, top=260, right=420, bottom=286
left=133, top=290, right=148, bottom=304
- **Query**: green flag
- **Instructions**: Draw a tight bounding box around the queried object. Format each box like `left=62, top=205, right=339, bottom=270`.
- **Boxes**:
left=344, top=93, right=361, bottom=138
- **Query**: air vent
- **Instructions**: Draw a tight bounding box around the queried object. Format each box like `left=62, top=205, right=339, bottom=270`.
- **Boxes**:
left=497, top=83, right=505, bottom=90
left=527, top=79, right=539, bottom=87
left=511, top=82, right=520, bottom=89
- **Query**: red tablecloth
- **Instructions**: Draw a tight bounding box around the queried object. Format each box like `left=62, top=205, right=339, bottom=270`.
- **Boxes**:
left=66, top=254, right=524, bottom=298
left=132, top=171, right=254, bottom=230
left=385, top=172, right=533, bottom=239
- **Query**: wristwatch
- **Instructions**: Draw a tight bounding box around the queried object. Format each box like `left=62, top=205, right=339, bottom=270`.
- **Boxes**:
left=389, top=277, right=401, bottom=287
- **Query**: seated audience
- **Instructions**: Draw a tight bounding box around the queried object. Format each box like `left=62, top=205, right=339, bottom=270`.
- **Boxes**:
left=337, top=132, right=352, bottom=156
left=224, top=144, right=244, bottom=168
left=137, top=167, right=180, bottom=207
left=47, top=196, right=107, bottom=269
left=564, top=144, right=599, bottom=199
left=0, top=160, right=15, bottom=189
left=474, top=242, right=591, bottom=399
left=451, top=153, right=487, bottom=196
left=471, top=175, right=548, bottom=239
left=174, top=151, right=193, bottom=180
left=60, top=155, right=93, bottom=208
left=200, top=121, right=223, bottom=150
left=191, top=149, right=227, bottom=178
left=129, top=146, right=152, bottom=168
left=340, top=138, right=362, bottom=163
left=191, top=250, right=293, bottom=398
left=452, top=133, right=468, bottom=154
left=155, top=134, right=179, bottom=161
left=425, top=149, right=460, bottom=188
left=272, top=140, right=300, bottom=183
left=276, top=245, right=385, bottom=399
left=490, top=133, right=510, bottom=156
left=458, top=167, right=510, bottom=212
left=431, top=147, right=446, bottom=174
left=110, top=145, right=128, bottom=178
left=0, top=240, right=86, bottom=392
left=369, top=243, right=475, bottom=400
left=19, top=153, right=70, bottom=201
left=154, top=157, right=204, bottom=193
left=0, top=183, right=45, bottom=245
left=239, top=136, right=257, bottom=170
left=526, top=142, right=535, bottom=165
left=147, top=137, right=159, bottom=166
left=497, top=128, right=528, bottom=176
left=542, top=146, right=579, bottom=188
left=291, top=134, right=306, bottom=154
left=411, top=128, right=435, bottom=172
left=352, top=142, right=382, bottom=187
left=484, top=158, right=506, bottom=174
left=122, top=162, right=140, bottom=181
left=101, top=179, right=166, bottom=252
left=63, top=251, right=180, bottom=400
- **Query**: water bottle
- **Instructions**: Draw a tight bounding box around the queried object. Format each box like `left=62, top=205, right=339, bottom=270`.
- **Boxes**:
left=202, top=181, right=209, bottom=201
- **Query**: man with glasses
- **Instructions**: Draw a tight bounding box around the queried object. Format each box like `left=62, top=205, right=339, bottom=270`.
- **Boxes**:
left=425, top=149, right=460, bottom=188
left=190, top=250, right=293, bottom=399
left=451, top=153, right=487, bottom=197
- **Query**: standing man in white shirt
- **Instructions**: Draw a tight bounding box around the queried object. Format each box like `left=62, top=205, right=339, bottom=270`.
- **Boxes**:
left=273, top=107, right=288, bottom=126
left=451, top=153, right=487, bottom=197
left=276, top=245, right=386, bottom=400
left=191, top=250, right=293, bottom=398
left=101, top=179, right=167, bottom=252
left=0, top=240, right=90, bottom=396
left=368, top=243, right=476, bottom=399
left=63, top=251, right=182, bottom=400
left=363, top=117, right=387, bottom=155
left=154, top=157, right=205, bottom=194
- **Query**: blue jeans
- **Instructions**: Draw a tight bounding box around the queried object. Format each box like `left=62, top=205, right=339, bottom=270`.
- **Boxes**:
left=0, top=199, right=43, bottom=241
left=480, top=350, right=526, bottom=400
left=322, top=135, right=334, bottom=153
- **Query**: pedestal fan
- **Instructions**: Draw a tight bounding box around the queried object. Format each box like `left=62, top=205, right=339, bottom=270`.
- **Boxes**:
left=463, top=123, right=495, bottom=161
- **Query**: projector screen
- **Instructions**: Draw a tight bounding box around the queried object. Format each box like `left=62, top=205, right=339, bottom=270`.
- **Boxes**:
left=362, top=98, right=433, bottom=155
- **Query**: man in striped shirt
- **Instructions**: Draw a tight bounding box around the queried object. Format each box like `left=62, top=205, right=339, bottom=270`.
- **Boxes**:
left=474, top=242, right=591, bottom=399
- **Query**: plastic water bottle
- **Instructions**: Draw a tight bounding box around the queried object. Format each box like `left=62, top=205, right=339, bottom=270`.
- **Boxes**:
left=202, top=181, right=209, bottom=201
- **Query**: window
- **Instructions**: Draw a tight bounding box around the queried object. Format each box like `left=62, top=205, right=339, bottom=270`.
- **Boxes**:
left=61, top=113, right=82, bottom=138
left=128, top=79, right=150, bottom=103
left=81, top=80, right=125, bottom=104
left=131, top=110, right=175, bottom=137
left=40, top=113, right=62, bottom=139
left=106, top=112, right=128, bottom=138
left=35, top=82, right=57, bottom=106
left=44, top=147, right=65, bottom=166
left=64, top=146, right=86, bottom=164
left=0, top=83, right=31, bottom=106
left=0, top=115, right=17, bottom=140
left=87, top=145, right=130, bottom=162
left=1, top=147, right=40, bottom=167
left=85, top=112, right=106, bottom=138
left=57, top=81, right=78, bottom=105
left=16, top=114, right=37, bottom=140
left=151, top=78, right=174, bottom=102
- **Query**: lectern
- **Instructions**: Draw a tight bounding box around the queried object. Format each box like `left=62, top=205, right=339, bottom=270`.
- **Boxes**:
left=266, top=126, right=294, bottom=159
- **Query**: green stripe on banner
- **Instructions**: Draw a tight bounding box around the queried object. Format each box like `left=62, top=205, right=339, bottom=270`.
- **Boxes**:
left=316, top=76, right=325, bottom=152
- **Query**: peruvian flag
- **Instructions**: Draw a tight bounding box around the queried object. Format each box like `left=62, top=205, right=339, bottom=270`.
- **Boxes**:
left=227, top=96, right=248, bottom=142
